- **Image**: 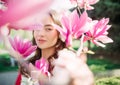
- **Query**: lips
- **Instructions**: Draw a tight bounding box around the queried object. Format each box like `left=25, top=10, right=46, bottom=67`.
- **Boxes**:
left=37, top=39, right=46, bottom=44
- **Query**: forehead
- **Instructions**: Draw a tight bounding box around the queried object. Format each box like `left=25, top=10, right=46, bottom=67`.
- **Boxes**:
left=41, top=14, right=54, bottom=25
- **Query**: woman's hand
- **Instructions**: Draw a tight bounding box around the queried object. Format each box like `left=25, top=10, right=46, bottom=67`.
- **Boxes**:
left=54, top=49, right=94, bottom=85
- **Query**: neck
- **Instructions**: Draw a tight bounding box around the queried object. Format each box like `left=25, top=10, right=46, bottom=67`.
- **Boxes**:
left=41, top=47, right=56, bottom=60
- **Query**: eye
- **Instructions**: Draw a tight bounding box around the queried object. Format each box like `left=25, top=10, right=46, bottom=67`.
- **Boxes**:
left=45, top=27, right=53, bottom=31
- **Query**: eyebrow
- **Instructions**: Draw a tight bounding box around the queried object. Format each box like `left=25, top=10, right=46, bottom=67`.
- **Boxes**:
left=44, top=24, right=53, bottom=27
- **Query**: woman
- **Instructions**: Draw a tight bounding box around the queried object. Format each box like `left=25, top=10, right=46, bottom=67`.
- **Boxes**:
left=16, top=10, right=66, bottom=85
left=1, top=10, right=94, bottom=85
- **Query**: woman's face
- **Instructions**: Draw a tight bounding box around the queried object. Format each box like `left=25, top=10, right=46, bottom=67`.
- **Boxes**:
left=33, top=15, right=59, bottom=49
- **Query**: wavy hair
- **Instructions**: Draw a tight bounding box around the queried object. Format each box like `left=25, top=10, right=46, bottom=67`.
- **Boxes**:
left=20, top=10, right=66, bottom=77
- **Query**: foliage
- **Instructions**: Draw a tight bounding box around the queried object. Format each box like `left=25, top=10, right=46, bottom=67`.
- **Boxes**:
left=0, top=64, right=18, bottom=72
left=72, top=0, right=120, bottom=59
left=87, top=58, right=120, bottom=72
left=88, top=0, right=120, bottom=60
left=0, top=54, right=18, bottom=72
left=1, top=53, right=120, bottom=72
left=96, top=76, right=120, bottom=85
left=0, top=41, right=4, bottom=49
left=90, top=0, right=120, bottom=23
left=106, top=34, right=120, bottom=53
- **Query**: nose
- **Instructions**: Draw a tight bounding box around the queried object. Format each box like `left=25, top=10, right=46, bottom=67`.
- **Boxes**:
left=35, top=29, right=45, bottom=37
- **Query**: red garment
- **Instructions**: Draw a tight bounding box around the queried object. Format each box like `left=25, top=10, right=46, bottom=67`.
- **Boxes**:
left=15, top=72, right=21, bottom=85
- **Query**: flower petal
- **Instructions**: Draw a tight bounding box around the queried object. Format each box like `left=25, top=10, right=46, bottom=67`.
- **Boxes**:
left=0, top=0, right=53, bottom=30
left=93, top=40, right=106, bottom=47
left=96, top=36, right=113, bottom=43
left=23, top=45, right=37, bottom=57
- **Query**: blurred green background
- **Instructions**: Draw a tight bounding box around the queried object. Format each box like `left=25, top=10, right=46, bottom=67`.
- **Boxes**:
left=0, top=0, right=120, bottom=85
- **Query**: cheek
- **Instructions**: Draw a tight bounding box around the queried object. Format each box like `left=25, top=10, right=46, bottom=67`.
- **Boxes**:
left=48, top=32, right=59, bottom=44
left=52, top=36, right=58, bottom=43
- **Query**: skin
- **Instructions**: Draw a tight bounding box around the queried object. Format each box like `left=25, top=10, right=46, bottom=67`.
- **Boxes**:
left=0, top=15, right=94, bottom=85
left=33, top=14, right=59, bottom=60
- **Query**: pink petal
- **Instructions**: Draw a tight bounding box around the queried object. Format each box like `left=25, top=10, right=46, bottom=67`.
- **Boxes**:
left=96, top=36, right=113, bottom=43
left=77, top=0, right=99, bottom=10
left=9, top=37, right=18, bottom=51
left=52, top=24, right=67, bottom=39
left=66, top=34, right=73, bottom=47
left=27, top=23, right=43, bottom=30
left=73, top=11, right=91, bottom=38
left=9, top=37, right=16, bottom=50
left=88, top=0, right=99, bottom=5
left=72, top=11, right=88, bottom=34
left=93, top=40, right=106, bottom=47
left=20, top=41, right=32, bottom=53
left=40, top=58, right=46, bottom=65
left=61, top=14, right=71, bottom=32
left=35, top=58, right=48, bottom=71
left=35, top=60, right=41, bottom=69
left=0, top=0, right=53, bottom=30
left=17, top=38, right=24, bottom=53
left=71, top=10, right=80, bottom=31
left=94, top=25, right=108, bottom=38
left=94, top=18, right=110, bottom=38
left=9, top=36, right=37, bottom=57
left=23, top=46, right=37, bottom=57
left=90, top=20, right=98, bottom=35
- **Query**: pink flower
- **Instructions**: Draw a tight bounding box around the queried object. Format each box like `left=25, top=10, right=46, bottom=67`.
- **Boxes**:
left=53, top=10, right=90, bottom=47
left=35, top=57, right=50, bottom=76
left=70, top=0, right=99, bottom=10
left=9, top=36, right=37, bottom=57
left=71, top=10, right=91, bottom=38
left=0, top=0, right=53, bottom=30
left=84, top=18, right=113, bottom=47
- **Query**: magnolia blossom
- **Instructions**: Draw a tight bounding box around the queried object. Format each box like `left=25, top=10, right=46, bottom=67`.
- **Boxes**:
left=70, top=0, right=99, bottom=10
left=0, top=0, right=53, bottom=30
left=71, top=10, right=92, bottom=38
left=9, top=36, right=37, bottom=57
left=53, top=10, right=90, bottom=47
left=84, top=18, right=113, bottom=47
left=35, top=57, right=50, bottom=77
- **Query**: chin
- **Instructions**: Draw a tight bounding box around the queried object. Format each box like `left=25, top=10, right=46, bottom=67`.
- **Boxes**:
left=38, top=46, right=46, bottom=49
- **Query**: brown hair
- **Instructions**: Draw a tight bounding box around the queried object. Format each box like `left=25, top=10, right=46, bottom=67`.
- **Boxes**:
left=20, top=10, right=66, bottom=77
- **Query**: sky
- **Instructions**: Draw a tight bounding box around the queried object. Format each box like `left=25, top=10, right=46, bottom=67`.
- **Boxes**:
left=50, top=0, right=75, bottom=11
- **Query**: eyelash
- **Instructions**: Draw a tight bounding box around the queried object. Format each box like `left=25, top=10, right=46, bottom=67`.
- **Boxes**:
left=45, top=28, right=52, bottom=31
